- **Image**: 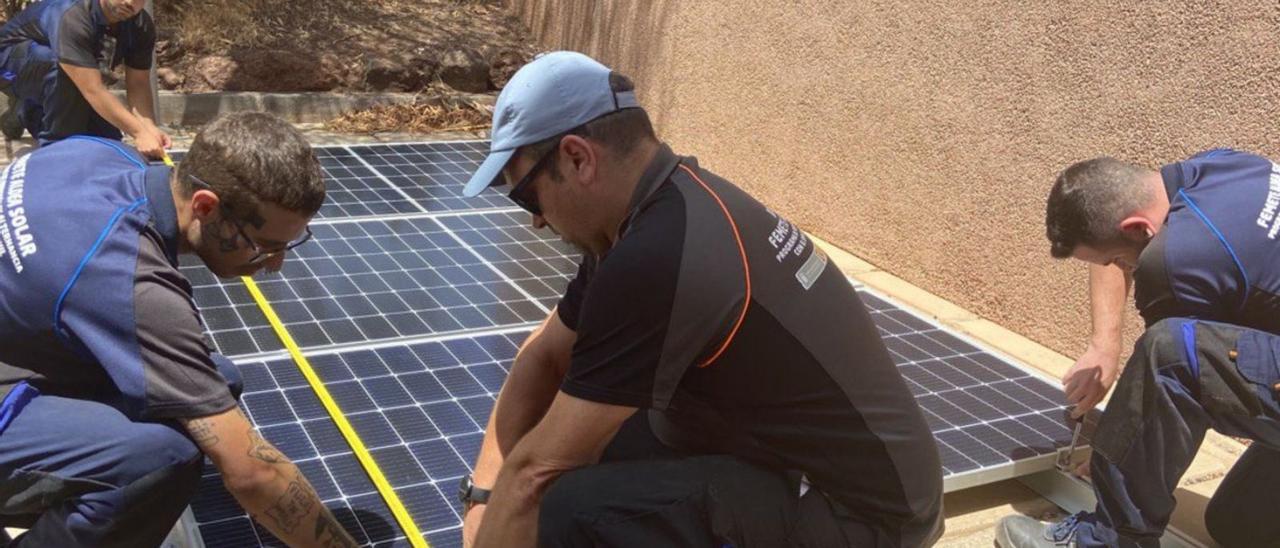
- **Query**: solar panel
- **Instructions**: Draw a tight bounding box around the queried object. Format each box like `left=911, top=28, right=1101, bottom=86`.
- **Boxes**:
left=190, top=330, right=528, bottom=547
left=350, top=142, right=513, bottom=213
left=858, top=291, right=1076, bottom=482
left=435, top=211, right=579, bottom=309
left=313, top=147, right=426, bottom=219
left=189, top=350, right=411, bottom=548
left=181, top=257, right=284, bottom=358
left=242, top=216, right=566, bottom=351
left=180, top=139, right=1077, bottom=548
left=169, top=141, right=508, bottom=221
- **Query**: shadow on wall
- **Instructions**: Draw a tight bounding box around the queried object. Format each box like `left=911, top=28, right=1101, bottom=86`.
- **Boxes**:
left=501, top=0, right=678, bottom=127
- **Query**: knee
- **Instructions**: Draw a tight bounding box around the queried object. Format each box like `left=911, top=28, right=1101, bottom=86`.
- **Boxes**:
left=117, top=423, right=202, bottom=483
left=212, top=353, right=244, bottom=400
left=1204, top=495, right=1248, bottom=548
left=1133, top=318, right=1197, bottom=368
left=537, top=469, right=602, bottom=547
left=1138, top=318, right=1187, bottom=349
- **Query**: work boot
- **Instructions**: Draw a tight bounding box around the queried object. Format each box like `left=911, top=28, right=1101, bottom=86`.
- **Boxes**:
left=995, top=512, right=1086, bottom=548
left=0, top=95, right=23, bottom=141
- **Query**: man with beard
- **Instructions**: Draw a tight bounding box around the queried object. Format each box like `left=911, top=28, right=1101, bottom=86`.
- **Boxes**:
left=457, top=51, right=945, bottom=548
left=0, top=113, right=356, bottom=547
left=0, top=0, right=169, bottom=157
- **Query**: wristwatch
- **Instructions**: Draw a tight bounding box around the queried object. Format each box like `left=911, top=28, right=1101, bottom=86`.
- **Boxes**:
left=458, top=475, right=491, bottom=509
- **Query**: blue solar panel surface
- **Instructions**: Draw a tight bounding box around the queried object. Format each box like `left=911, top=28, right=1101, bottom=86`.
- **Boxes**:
left=183, top=140, right=1074, bottom=548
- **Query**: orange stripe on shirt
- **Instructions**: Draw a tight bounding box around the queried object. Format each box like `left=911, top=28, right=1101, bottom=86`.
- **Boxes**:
left=679, top=164, right=751, bottom=367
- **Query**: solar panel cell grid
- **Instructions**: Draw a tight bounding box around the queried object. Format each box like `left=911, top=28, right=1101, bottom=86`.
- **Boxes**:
left=859, top=291, right=1074, bottom=476
left=232, top=217, right=559, bottom=350
left=349, top=142, right=513, bottom=213
left=314, top=147, right=426, bottom=219
left=191, top=331, right=526, bottom=545
left=436, top=212, right=579, bottom=309
left=181, top=259, right=283, bottom=357
left=184, top=141, right=1075, bottom=548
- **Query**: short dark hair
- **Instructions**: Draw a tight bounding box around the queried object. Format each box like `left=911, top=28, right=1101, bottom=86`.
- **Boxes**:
left=176, top=112, right=325, bottom=224
left=1045, top=157, right=1152, bottom=258
left=519, top=72, right=657, bottom=178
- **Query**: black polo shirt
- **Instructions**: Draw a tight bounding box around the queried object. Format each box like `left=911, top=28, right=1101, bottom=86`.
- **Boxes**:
left=0, top=0, right=156, bottom=71
left=556, top=145, right=944, bottom=547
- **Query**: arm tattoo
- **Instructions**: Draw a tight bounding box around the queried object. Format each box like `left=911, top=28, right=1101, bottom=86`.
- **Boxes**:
left=264, top=477, right=316, bottom=535
left=247, top=427, right=287, bottom=464
left=186, top=418, right=219, bottom=447
left=314, top=510, right=359, bottom=548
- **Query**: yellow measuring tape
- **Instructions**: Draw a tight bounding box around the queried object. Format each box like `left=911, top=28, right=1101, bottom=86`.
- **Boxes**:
left=241, top=266, right=429, bottom=547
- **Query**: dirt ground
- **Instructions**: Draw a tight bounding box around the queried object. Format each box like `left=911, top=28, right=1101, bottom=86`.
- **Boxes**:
left=153, top=0, right=537, bottom=95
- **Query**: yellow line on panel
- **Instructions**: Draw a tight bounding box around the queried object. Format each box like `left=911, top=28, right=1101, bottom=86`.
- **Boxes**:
left=241, top=276, right=429, bottom=548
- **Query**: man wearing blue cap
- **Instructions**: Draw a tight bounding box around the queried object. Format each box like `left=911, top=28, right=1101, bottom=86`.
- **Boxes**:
left=457, top=51, right=945, bottom=547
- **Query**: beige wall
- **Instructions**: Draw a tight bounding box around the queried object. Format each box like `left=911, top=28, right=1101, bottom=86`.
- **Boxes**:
left=503, top=0, right=1280, bottom=359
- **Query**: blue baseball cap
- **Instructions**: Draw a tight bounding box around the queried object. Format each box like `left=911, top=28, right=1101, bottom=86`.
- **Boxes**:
left=462, top=51, right=640, bottom=198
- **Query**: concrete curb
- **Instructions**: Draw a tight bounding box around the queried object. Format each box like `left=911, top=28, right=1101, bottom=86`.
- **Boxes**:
left=110, top=90, right=496, bottom=127
left=810, top=233, right=1240, bottom=547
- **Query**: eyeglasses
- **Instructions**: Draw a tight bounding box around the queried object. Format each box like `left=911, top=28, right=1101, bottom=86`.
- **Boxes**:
left=507, top=143, right=557, bottom=216
left=188, top=174, right=313, bottom=265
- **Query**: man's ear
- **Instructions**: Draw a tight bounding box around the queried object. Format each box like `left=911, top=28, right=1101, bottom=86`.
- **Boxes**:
left=558, top=134, right=597, bottom=187
left=1118, top=216, right=1155, bottom=241
left=189, top=189, right=221, bottom=222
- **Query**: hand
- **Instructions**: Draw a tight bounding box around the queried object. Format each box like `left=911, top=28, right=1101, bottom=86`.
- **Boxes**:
left=133, top=126, right=167, bottom=160
left=1062, top=342, right=1120, bottom=419
left=463, top=503, right=485, bottom=548
left=1073, top=453, right=1092, bottom=479
left=159, top=129, right=172, bottom=150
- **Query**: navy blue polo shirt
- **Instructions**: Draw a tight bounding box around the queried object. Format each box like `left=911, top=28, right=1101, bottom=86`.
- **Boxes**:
left=1134, top=149, right=1280, bottom=333
left=0, top=137, right=235, bottom=429
left=0, top=0, right=156, bottom=71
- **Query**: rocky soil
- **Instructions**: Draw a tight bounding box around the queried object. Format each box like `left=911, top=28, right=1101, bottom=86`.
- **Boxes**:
left=148, top=0, right=537, bottom=94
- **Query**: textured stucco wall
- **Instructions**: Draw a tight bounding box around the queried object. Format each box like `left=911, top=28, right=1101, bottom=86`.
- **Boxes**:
left=503, top=0, right=1280, bottom=359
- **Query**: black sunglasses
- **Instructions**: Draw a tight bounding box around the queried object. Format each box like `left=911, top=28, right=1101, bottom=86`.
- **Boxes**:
left=188, top=174, right=314, bottom=265
left=507, top=143, right=557, bottom=216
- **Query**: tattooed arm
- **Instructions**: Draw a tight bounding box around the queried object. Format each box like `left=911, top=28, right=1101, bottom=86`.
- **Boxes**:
left=182, top=407, right=359, bottom=548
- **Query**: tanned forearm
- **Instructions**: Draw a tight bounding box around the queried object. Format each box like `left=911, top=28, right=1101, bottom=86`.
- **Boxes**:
left=125, top=68, right=157, bottom=125
left=472, top=313, right=574, bottom=488
left=237, top=429, right=354, bottom=547
left=60, top=63, right=147, bottom=138
left=474, top=394, right=635, bottom=548
left=473, top=339, right=563, bottom=486
left=184, top=412, right=358, bottom=548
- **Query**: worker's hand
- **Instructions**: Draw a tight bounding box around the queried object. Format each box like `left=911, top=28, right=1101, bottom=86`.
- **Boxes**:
left=133, top=126, right=167, bottom=160
left=1062, top=342, right=1120, bottom=419
left=158, top=129, right=172, bottom=150
left=462, top=503, right=485, bottom=548
left=1073, top=453, right=1092, bottom=480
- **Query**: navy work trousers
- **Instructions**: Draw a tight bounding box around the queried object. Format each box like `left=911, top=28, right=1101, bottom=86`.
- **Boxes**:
left=0, top=40, right=122, bottom=144
left=0, top=360, right=242, bottom=547
left=1075, top=318, right=1280, bottom=548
